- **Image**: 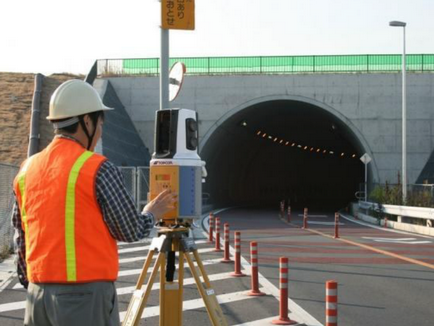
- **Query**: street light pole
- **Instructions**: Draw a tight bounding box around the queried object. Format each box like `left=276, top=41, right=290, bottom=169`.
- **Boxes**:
left=389, top=20, right=407, bottom=203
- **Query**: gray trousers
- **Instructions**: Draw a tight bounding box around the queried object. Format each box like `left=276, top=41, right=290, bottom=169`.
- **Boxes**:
left=24, top=282, right=120, bottom=326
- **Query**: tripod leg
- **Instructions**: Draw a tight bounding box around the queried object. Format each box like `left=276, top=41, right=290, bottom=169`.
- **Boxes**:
left=135, top=249, right=155, bottom=289
left=185, top=250, right=229, bottom=326
left=122, top=252, right=165, bottom=326
left=160, top=250, right=184, bottom=326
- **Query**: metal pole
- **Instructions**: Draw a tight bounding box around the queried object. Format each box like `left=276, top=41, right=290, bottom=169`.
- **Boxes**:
left=160, top=27, right=170, bottom=110
left=402, top=26, right=407, bottom=203
left=365, top=163, right=368, bottom=202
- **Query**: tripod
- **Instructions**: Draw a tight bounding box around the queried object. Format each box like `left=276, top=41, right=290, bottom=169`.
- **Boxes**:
left=122, top=225, right=228, bottom=326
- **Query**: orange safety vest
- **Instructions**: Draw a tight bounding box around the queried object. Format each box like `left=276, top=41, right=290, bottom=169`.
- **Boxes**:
left=13, top=137, right=119, bottom=283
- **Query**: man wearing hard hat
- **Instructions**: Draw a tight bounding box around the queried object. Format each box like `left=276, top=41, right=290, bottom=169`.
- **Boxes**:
left=12, top=79, right=176, bottom=326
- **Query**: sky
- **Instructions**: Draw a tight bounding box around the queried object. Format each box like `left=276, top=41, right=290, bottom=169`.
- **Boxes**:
left=1, top=0, right=433, bottom=75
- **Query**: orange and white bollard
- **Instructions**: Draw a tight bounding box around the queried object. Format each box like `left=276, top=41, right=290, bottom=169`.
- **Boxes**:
left=231, top=231, right=246, bottom=277
left=326, top=280, right=338, bottom=326
left=280, top=201, right=285, bottom=218
left=221, top=223, right=232, bottom=263
left=248, top=241, right=265, bottom=296
left=302, top=208, right=308, bottom=229
left=287, top=206, right=291, bottom=223
left=334, top=212, right=339, bottom=239
left=213, top=217, right=223, bottom=252
left=208, top=214, right=214, bottom=243
left=271, top=257, right=297, bottom=325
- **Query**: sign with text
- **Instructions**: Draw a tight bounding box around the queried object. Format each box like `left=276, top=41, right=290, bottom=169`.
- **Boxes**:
left=162, top=0, right=195, bottom=30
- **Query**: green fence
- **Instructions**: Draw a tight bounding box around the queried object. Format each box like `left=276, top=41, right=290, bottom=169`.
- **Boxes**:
left=97, top=54, right=434, bottom=76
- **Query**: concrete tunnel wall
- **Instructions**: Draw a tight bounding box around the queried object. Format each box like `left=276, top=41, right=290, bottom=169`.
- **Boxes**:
left=104, top=72, right=434, bottom=208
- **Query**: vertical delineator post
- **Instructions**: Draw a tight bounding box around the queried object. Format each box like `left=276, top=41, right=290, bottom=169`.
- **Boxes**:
left=231, top=231, right=246, bottom=277
left=221, top=223, right=232, bottom=263
left=248, top=241, right=265, bottom=296
left=326, top=280, right=338, bottom=326
left=213, top=217, right=222, bottom=252
left=287, top=206, right=291, bottom=223
left=271, top=257, right=297, bottom=325
left=334, top=212, right=339, bottom=239
left=303, top=208, right=308, bottom=229
left=208, top=214, right=214, bottom=243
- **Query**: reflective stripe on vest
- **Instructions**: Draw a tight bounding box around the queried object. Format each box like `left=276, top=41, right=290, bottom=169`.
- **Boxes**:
left=65, top=151, right=94, bottom=281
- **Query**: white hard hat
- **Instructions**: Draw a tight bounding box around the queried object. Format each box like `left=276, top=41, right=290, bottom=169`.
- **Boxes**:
left=47, top=79, right=113, bottom=121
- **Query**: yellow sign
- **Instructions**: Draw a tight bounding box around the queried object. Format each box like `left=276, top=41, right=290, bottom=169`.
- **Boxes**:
left=162, top=0, right=195, bottom=30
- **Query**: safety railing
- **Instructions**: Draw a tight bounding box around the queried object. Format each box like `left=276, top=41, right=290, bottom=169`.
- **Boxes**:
left=0, top=163, right=19, bottom=258
left=118, top=166, right=150, bottom=211
left=97, top=54, right=434, bottom=76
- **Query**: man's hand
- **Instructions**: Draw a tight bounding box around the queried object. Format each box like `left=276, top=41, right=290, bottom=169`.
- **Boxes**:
left=142, top=189, right=177, bottom=220
left=17, top=263, right=28, bottom=289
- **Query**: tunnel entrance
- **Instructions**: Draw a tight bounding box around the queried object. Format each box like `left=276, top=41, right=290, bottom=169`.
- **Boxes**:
left=200, top=99, right=369, bottom=211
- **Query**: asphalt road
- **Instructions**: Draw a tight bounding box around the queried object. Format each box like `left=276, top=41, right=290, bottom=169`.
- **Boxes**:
left=217, top=207, right=434, bottom=326
left=1, top=207, right=433, bottom=326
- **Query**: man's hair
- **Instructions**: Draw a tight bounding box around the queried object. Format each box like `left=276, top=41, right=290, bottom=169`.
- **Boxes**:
left=54, top=111, right=104, bottom=134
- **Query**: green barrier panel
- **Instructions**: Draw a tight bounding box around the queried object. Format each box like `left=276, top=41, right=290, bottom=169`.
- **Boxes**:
left=116, top=54, right=434, bottom=75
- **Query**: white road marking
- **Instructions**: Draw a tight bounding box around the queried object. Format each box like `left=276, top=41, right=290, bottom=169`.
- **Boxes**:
left=118, top=257, right=223, bottom=277
left=200, top=226, right=323, bottom=326
left=1, top=271, right=247, bottom=313
left=362, top=237, right=432, bottom=244
left=117, top=271, right=244, bottom=295
left=305, top=221, right=345, bottom=226
left=119, top=287, right=263, bottom=321
left=118, top=247, right=215, bottom=264
left=298, top=214, right=328, bottom=218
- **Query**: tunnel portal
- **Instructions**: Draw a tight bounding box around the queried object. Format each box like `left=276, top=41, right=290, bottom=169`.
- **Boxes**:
left=200, top=99, right=366, bottom=211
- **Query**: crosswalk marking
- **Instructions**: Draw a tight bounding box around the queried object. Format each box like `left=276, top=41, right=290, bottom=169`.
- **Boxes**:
left=119, top=247, right=215, bottom=264
left=3, top=271, right=248, bottom=313
left=118, top=257, right=223, bottom=277
left=119, top=287, right=265, bottom=321
left=117, top=271, right=243, bottom=295
left=1, top=230, right=321, bottom=326
left=118, top=240, right=208, bottom=254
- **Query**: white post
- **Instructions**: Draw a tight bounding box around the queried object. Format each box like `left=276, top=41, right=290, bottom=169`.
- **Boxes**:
left=365, top=163, right=368, bottom=202
left=390, top=21, right=407, bottom=203
left=401, top=26, right=407, bottom=203
left=160, top=28, right=170, bottom=111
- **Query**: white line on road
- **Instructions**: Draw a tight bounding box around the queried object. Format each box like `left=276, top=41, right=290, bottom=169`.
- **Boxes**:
left=118, top=257, right=223, bottom=277
left=298, top=214, right=328, bottom=218
left=118, top=240, right=208, bottom=254
left=119, top=287, right=264, bottom=322
left=199, top=226, right=324, bottom=326
left=118, top=247, right=215, bottom=264
left=2, top=271, right=244, bottom=313
left=304, top=221, right=345, bottom=226
left=362, top=237, right=432, bottom=244
left=117, top=271, right=241, bottom=295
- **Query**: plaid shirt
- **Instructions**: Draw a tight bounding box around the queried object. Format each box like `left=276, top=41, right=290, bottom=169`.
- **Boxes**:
left=12, top=147, right=154, bottom=286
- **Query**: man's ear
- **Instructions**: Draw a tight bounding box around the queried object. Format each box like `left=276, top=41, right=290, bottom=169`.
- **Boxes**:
left=83, top=114, right=91, bottom=127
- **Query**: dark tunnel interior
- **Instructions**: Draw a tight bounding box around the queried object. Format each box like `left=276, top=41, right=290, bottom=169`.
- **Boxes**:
left=200, top=100, right=366, bottom=211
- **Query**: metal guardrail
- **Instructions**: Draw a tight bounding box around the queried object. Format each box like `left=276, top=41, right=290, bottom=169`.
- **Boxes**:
left=97, top=54, right=434, bottom=76
left=359, top=200, right=434, bottom=221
